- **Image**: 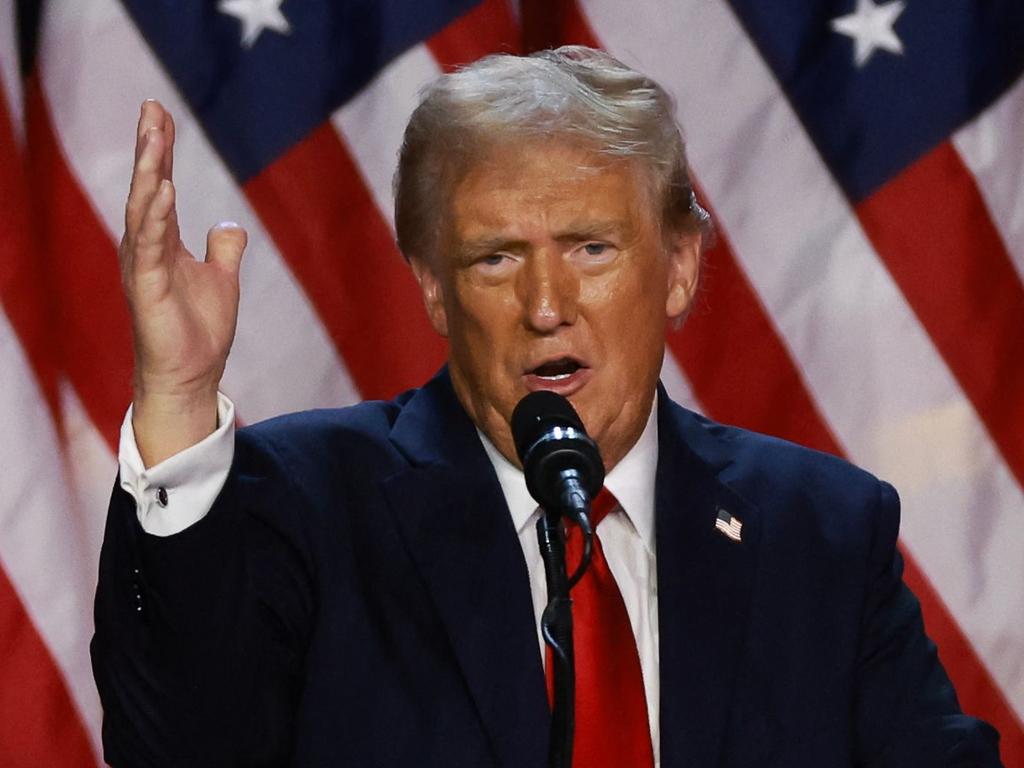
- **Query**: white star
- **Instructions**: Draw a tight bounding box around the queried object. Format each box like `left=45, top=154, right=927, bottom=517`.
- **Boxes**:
left=831, top=0, right=906, bottom=68
left=218, top=0, right=292, bottom=48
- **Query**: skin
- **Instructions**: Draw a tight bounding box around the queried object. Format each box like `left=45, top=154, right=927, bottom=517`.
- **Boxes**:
left=122, top=100, right=247, bottom=467
left=411, top=139, right=701, bottom=471
left=123, top=103, right=700, bottom=474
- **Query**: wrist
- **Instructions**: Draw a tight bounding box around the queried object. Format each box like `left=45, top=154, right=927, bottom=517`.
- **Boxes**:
left=132, top=386, right=221, bottom=468
left=133, top=383, right=219, bottom=415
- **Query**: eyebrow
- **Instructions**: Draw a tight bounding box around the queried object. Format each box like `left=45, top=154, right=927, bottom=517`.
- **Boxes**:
left=457, top=222, right=629, bottom=259
left=456, top=237, right=531, bottom=260
left=552, top=222, right=626, bottom=242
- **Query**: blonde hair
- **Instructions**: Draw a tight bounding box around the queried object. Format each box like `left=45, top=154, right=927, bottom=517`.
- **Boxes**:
left=394, top=45, right=709, bottom=263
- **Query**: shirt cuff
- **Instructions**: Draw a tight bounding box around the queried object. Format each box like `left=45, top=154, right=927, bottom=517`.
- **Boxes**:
left=118, top=393, right=236, bottom=537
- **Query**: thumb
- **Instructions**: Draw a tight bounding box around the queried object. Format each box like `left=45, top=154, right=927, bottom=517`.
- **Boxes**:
left=205, top=221, right=247, bottom=274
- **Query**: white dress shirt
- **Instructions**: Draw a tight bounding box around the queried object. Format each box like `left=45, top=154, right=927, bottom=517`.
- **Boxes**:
left=478, top=404, right=661, bottom=763
left=118, top=395, right=661, bottom=764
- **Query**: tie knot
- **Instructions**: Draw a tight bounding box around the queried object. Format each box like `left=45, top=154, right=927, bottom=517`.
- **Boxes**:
left=589, top=487, right=619, bottom=528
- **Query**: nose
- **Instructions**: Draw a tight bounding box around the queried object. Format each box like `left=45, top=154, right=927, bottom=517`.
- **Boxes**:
left=517, top=250, right=579, bottom=333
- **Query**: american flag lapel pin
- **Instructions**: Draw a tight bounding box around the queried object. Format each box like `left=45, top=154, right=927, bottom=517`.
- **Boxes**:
left=714, top=507, right=743, bottom=542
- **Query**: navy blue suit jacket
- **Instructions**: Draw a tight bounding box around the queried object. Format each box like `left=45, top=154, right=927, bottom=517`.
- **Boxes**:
left=92, top=369, right=1001, bottom=766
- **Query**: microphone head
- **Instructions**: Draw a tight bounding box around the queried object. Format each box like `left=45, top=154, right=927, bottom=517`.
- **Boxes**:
left=511, top=390, right=585, bottom=458
left=510, top=391, right=605, bottom=512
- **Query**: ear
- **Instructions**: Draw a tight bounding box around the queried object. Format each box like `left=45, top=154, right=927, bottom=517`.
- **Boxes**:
left=665, top=230, right=701, bottom=320
left=409, top=256, right=450, bottom=337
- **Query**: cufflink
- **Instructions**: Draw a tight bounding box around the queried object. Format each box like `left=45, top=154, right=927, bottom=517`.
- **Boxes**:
left=156, top=487, right=168, bottom=507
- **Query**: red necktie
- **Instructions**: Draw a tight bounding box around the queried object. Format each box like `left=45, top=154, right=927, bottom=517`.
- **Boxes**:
left=545, top=488, right=655, bottom=767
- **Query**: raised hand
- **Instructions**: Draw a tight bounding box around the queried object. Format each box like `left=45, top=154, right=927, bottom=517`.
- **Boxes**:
left=120, top=100, right=247, bottom=466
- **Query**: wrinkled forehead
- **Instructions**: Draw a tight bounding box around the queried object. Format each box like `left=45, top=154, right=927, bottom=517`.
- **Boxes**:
left=453, top=130, right=646, bottom=183
left=437, top=136, right=659, bottom=247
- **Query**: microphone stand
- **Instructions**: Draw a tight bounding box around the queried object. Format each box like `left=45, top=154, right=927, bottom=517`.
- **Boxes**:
left=537, top=508, right=574, bottom=768
left=537, top=481, right=594, bottom=768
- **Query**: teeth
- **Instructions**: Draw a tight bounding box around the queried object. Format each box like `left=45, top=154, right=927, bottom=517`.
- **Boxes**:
left=532, top=358, right=581, bottom=378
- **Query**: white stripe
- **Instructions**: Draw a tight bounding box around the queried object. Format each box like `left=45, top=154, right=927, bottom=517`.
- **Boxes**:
left=58, top=382, right=123, bottom=759
left=953, top=75, right=1024, bottom=282
left=331, top=45, right=441, bottom=231
left=715, top=519, right=742, bottom=541
left=660, top=348, right=703, bottom=416
left=38, top=0, right=361, bottom=420
left=0, top=318, right=103, bottom=765
left=582, top=0, right=1024, bottom=716
left=0, top=0, right=22, bottom=146
left=60, top=381, right=121, bottom=574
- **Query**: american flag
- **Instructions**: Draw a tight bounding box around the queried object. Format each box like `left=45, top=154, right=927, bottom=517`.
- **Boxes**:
left=714, top=508, right=743, bottom=543
left=1, top=0, right=1022, bottom=764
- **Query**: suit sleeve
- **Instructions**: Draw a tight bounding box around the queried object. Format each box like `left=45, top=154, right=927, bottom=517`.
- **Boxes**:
left=91, top=431, right=316, bottom=767
left=855, top=480, right=1003, bottom=767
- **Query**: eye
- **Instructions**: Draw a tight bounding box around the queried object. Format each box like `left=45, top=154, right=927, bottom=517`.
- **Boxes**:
left=469, top=251, right=518, bottom=280
left=574, top=241, right=616, bottom=263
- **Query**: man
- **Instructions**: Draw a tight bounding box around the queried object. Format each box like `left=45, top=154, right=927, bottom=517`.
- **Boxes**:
left=93, top=47, right=1001, bottom=766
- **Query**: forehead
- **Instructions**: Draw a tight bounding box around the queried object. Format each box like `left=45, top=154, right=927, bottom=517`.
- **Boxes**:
left=448, top=139, right=654, bottom=242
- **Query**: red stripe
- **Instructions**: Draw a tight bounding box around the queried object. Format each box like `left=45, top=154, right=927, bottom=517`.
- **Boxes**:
left=555, top=4, right=1024, bottom=761
left=521, top=0, right=596, bottom=52
left=25, top=76, right=132, bottom=451
left=857, top=144, right=1024, bottom=763
left=244, top=124, right=447, bottom=400
left=672, top=198, right=843, bottom=455
left=521, top=0, right=577, bottom=52
left=670, top=216, right=1024, bottom=765
left=0, top=567, right=97, bottom=767
left=247, top=2, right=526, bottom=400
left=427, top=0, right=522, bottom=71
left=902, top=556, right=1024, bottom=763
left=0, top=79, right=60, bottom=421
left=857, top=141, right=1024, bottom=491
left=542, top=9, right=843, bottom=453
left=677, top=200, right=1024, bottom=763
left=689, top=181, right=1024, bottom=768
left=2, top=78, right=99, bottom=767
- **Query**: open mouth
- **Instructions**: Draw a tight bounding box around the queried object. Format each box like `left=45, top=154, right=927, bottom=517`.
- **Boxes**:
left=523, top=357, right=592, bottom=395
left=530, top=357, right=582, bottom=380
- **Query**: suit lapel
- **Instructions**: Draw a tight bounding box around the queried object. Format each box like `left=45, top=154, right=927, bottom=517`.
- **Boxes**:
left=655, top=396, right=762, bottom=768
left=381, top=370, right=549, bottom=768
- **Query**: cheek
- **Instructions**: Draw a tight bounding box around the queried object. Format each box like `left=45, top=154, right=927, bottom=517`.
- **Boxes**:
left=586, top=264, right=667, bottom=331
left=449, top=285, right=521, bottom=365
left=589, top=274, right=668, bottom=393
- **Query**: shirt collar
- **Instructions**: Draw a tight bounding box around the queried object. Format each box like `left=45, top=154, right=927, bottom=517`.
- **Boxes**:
left=478, top=394, right=660, bottom=555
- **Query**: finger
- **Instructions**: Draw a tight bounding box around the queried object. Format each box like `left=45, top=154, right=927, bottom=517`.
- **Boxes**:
left=162, top=109, right=175, bottom=182
left=166, top=205, right=182, bottom=247
left=134, top=99, right=165, bottom=164
left=164, top=113, right=180, bottom=238
left=205, top=222, right=247, bottom=277
left=128, top=100, right=166, bottom=222
left=134, top=178, right=176, bottom=274
left=126, top=126, right=166, bottom=236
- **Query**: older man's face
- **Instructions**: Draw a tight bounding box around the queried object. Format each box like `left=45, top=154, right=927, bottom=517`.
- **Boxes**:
left=412, top=139, right=700, bottom=470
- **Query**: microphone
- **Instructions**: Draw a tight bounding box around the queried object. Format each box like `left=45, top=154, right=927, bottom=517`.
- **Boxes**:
left=511, top=390, right=605, bottom=520
left=512, top=390, right=604, bottom=768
